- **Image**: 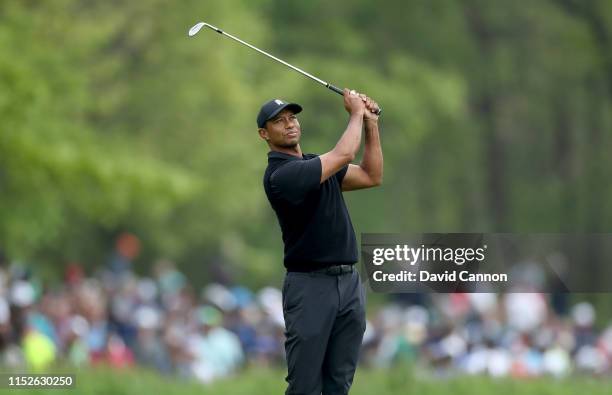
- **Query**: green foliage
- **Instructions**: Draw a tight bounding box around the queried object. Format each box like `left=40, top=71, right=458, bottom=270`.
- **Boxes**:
left=0, top=1, right=611, bottom=284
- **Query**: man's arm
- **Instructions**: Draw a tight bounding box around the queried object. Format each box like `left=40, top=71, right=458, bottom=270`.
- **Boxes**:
left=318, top=89, right=366, bottom=183
left=342, top=98, right=383, bottom=191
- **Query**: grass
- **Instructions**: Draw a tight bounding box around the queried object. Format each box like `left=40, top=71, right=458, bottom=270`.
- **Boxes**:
left=2, top=366, right=611, bottom=395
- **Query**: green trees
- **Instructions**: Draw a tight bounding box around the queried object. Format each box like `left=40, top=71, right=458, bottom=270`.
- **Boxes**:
left=1, top=1, right=610, bottom=284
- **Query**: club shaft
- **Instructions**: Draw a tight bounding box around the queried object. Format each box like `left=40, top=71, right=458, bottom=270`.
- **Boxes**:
left=202, top=24, right=341, bottom=93
left=199, top=23, right=380, bottom=114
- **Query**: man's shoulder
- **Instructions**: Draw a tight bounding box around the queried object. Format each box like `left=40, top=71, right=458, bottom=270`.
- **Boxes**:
left=264, top=152, right=320, bottom=182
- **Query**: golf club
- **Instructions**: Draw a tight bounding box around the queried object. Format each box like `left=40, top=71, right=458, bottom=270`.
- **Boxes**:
left=188, top=22, right=381, bottom=115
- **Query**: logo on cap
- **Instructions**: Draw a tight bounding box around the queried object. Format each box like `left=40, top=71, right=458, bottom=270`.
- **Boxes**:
left=274, top=99, right=284, bottom=105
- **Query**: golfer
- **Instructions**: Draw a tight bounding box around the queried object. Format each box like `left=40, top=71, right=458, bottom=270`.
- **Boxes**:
left=259, top=89, right=382, bottom=395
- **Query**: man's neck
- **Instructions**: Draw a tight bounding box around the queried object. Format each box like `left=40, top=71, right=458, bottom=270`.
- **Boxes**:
left=271, top=144, right=302, bottom=158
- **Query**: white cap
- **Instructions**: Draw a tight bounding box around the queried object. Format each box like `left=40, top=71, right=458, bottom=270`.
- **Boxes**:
left=9, top=280, right=35, bottom=307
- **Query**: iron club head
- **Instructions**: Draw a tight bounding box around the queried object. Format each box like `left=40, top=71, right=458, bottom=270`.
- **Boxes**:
left=188, top=22, right=206, bottom=37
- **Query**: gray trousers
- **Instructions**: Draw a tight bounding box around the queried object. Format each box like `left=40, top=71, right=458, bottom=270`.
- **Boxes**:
left=282, top=269, right=366, bottom=395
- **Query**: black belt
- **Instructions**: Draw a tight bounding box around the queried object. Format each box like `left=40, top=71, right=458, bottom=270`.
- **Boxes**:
left=309, top=264, right=354, bottom=275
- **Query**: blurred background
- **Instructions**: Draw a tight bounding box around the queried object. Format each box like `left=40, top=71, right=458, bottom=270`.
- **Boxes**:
left=1, top=0, right=611, bottom=393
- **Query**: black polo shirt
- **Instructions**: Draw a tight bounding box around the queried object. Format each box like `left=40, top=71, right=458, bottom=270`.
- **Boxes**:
left=263, top=151, right=358, bottom=272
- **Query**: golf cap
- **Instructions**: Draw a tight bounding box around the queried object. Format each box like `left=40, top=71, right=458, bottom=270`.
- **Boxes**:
left=257, top=99, right=302, bottom=128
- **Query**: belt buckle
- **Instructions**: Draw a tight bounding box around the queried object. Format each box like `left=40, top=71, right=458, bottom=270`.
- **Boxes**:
left=328, top=266, right=341, bottom=275
left=327, top=265, right=351, bottom=275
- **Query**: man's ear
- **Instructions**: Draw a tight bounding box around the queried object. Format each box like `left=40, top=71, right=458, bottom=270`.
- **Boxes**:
left=258, top=128, right=269, bottom=141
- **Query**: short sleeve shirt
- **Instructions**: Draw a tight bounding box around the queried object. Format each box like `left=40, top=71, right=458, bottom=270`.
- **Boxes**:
left=263, top=151, right=358, bottom=271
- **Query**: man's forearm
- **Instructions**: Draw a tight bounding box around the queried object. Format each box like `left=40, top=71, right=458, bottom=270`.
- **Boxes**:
left=360, top=119, right=383, bottom=184
left=332, top=112, right=364, bottom=161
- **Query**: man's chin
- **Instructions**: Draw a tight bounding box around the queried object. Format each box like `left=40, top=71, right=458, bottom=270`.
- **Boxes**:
left=279, top=141, right=299, bottom=149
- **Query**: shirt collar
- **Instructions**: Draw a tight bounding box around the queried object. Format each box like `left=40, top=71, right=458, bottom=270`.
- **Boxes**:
left=267, top=151, right=304, bottom=161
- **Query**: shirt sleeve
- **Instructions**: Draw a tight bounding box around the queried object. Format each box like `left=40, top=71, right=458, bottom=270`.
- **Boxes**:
left=335, top=164, right=349, bottom=185
left=270, top=157, right=322, bottom=204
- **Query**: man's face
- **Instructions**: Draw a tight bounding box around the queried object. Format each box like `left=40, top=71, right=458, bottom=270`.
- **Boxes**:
left=259, top=109, right=301, bottom=148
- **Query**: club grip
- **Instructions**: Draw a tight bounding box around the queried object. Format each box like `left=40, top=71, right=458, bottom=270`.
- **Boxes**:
left=328, top=84, right=344, bottom=96
left=328, top=84, right=382, bottom=116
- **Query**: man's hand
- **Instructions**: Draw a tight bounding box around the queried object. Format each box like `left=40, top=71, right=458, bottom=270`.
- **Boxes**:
left=359, top=93, right=380, bottom=122
left=343, top=89, right=366, bottom=116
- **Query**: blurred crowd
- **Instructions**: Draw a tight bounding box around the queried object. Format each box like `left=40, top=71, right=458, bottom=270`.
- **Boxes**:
left=1, top=238, right=612, bottom=382
left=365, top=293, right=612, bottom=378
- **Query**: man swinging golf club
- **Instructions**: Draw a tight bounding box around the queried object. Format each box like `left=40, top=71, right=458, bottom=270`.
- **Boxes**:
left=189, top=20, right=382, bottom=394
left=259, top=89, right=383, bottom=395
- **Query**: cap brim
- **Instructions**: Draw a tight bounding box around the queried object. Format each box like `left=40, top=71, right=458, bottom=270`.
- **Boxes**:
left=265, top=103, right=302, bottom=124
